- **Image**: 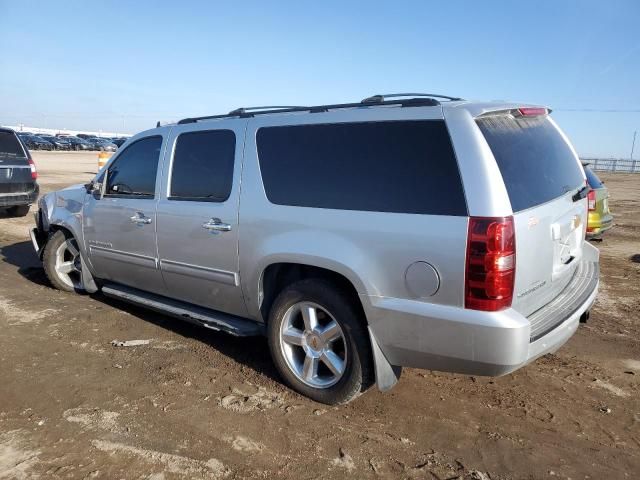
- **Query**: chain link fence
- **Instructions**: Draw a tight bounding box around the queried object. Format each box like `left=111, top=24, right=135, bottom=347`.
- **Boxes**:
left=581, top=158, right=640, bottom=173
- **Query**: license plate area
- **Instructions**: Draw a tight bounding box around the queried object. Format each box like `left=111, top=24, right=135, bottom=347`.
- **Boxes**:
left=551, top=210, right=583, bottom=281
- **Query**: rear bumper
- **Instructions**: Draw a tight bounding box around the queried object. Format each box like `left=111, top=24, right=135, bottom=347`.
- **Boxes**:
left=0, top=185, right=39, bottom=208
left=366, top=243, right=600, bottom=376
left=586, top=212, right=613, bottom=238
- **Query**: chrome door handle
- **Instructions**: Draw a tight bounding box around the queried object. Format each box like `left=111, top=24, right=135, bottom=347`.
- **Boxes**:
left=202, top=218, right=231, bottom=232
left=130, top=212, right=152, bottom=225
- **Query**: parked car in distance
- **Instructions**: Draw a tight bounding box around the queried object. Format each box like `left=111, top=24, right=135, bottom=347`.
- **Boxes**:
left=0, top=128, right=39, bottom=217
left=76, top=134, right=93, bottom=140
left=111, top=137, right=127, bottom=147
left=582, top=162, right=613, bottom=238
left=39, top=135, right=72, bottom=151
left=30, top=94, right=599, bottom=404
left=20, top=135, right=53, bottom=151
left=86, top=138, right=117, bottom=152
left=64, top=136, right=93, bottom=151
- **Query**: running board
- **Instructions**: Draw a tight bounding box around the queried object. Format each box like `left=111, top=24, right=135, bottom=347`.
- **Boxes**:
left=101, top=283, right=265, bottom=337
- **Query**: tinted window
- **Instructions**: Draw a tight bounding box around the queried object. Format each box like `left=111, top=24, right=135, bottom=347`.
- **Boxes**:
left=170, top=130, right=236, bottom=202
left=0, top=131, right=27, bottom=160
left=106, top=136, right=162, bottom=197
left=583, top=165, right=603, bottom=189
left=257, top=121, right=467, bottom=215
left=477, top=115, right=584, bottom=212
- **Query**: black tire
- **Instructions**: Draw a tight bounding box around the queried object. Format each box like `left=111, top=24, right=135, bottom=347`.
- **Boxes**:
left=7, top=205, right=30, bottom=217
left=43, top=230, right=83, bottom=293
left=267, top=279, right=374, bottom=405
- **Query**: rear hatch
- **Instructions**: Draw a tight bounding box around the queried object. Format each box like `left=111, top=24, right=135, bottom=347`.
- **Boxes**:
left=476, top=110, right=587, bottom=318
left=0, top=131, right=34, bottom=194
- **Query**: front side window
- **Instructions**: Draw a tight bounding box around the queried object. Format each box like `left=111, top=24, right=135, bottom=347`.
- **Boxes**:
left=106, top=136, right=162, bottom=197
left=169, top=129, right=236, bottom=202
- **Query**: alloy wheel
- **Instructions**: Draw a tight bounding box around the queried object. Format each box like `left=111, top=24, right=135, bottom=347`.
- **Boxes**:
left=54, top=238, right=82, bottom=289
left=279, top=301, right=347, bottom=388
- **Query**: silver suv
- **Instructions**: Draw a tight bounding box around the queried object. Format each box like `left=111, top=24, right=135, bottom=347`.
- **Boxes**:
left=30, top=94, right=599, bottom=404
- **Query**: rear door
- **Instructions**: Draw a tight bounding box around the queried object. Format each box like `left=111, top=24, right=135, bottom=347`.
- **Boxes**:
left=155, top=120, right=248, bottom=317
left=0, top=131, right=32, bottom=196
left=476, top=112, right=587, bottom=317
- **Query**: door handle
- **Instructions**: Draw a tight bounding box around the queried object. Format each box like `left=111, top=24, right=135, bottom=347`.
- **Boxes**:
left=130, top=212, right=152, bottom=225
left=202, top=218, right=231, bottom=232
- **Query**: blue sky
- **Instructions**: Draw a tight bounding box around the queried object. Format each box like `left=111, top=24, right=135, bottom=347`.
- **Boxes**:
left=1, top=0, right=638, bottom=157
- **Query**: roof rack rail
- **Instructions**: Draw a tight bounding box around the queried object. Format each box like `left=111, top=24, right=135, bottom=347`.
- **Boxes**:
left=361, top=93, right=464, bottom=103
left=177, top=96, right=449, bottom=125
left=227, top=106, right=309, bottom=116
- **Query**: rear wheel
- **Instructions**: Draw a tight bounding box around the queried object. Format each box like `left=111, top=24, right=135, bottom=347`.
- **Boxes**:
left=7, top=205, right=30, bottom=217
left=43, top=230, right=84, bottom=292
left=268, top=279, right=373, bottom=404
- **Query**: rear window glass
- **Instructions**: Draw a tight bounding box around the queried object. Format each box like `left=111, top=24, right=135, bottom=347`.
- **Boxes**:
left=257, top=120, right=467, bottom=216
left=0, top=131, right=27, bottom=160
left=476, top=114, right=584, bottom=212
left=170, top=129, right=236, bottom=202
left=583, top=165, right=603, bottom=189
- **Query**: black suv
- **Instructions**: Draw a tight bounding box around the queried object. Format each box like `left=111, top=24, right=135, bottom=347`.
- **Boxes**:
left=0, top=128, right=39, bottom=217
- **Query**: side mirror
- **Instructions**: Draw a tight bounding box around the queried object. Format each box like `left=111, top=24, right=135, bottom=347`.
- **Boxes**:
left=85, top=181, right=103, bottom=197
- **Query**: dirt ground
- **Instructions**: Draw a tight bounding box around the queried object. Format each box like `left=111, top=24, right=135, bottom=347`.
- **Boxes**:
left=0, top=151, right=638, bottom=480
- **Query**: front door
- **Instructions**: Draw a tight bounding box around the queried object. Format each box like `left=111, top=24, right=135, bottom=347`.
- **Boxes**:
left=83, top=134, right=166, bottom=295
left=155, top=121, right=248, bottom=317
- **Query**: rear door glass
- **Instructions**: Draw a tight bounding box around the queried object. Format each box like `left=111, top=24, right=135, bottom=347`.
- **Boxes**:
left=0, top=131, right=27, bottom=165
left=169, top=129, right=236, bottom=202
left=476, top=115, right=584, bottom=212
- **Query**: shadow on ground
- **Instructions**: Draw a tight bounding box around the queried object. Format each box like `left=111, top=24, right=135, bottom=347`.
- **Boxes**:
left=0, top=239, right=280, bottom=383
left=0, top=240, right=49, bottom=286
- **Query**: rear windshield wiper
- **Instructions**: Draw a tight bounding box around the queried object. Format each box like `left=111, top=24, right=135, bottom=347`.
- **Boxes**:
left=572, top=185, right=589, bottom=202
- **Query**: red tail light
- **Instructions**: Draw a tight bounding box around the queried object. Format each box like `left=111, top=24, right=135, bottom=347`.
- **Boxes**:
left=28, top=157, right=37, bottom=180
left=587, top=189, right=596, bottom=211
left=465, top=216, right=515, bottom=311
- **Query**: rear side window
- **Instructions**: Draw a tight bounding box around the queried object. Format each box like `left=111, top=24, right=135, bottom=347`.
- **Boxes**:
left=0, top=131, right=27, bottom=162
left=169, top=129, right=235, bottom=202
left=477, top=114, right=584, bottom=212
left=106, top=136, right=162, bottom=198
left=256, top=120, right=467, bottom=216
left=583, top=165, right=603, bottom=189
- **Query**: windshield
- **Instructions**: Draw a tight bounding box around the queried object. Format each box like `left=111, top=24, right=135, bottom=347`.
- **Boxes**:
left=477, top=114, right=585, bottom=212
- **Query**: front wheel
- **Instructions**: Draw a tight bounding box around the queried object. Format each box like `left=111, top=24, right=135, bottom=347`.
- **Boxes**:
left=43, top=230, right=84, bottom=293
left=268, top=279, right=373, bottom=405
